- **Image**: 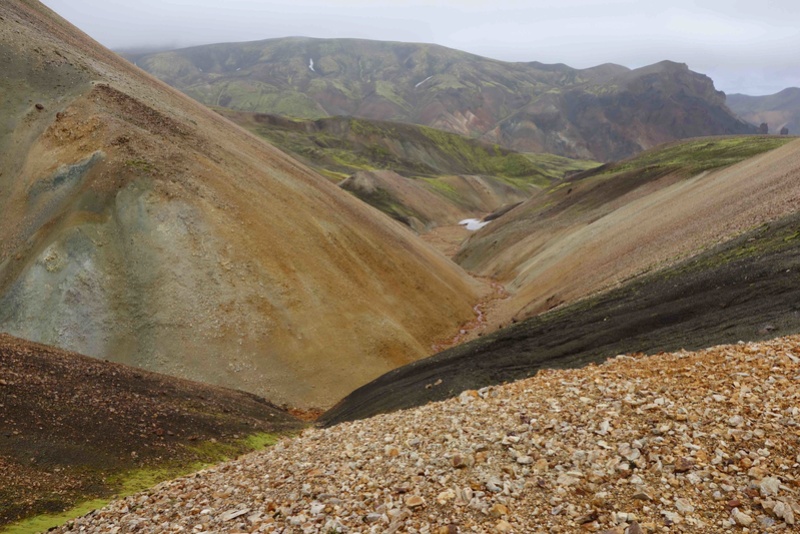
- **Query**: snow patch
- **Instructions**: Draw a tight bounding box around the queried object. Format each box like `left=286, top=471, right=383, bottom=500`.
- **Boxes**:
left=309, top=58, right=316, bottom=72
left=415, top=75, right=433, bottom=89
left=459, top=218, right=490, bottom=231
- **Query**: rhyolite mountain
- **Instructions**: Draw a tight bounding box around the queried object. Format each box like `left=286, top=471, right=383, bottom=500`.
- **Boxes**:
left=0, top=1, right=482, bottom=410
left=128, top=37, right=756, bottom=161
left=217, top=110, right=596, bottom=231
left=728, top=87, right=800, bottom=136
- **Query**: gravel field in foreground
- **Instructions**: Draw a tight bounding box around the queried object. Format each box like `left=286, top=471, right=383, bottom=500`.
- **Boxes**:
left=55, top=336, right=800, bottom=533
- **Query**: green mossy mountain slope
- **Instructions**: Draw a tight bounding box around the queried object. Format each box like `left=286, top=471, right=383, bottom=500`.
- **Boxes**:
left=220, top=110, right=596, bottom=230
left=128, top=39, right=755, bottom=161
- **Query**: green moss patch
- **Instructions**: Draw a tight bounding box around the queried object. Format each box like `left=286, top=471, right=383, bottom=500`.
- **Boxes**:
left=599, top=136, right=793, bottom=179
left=1, top=432, right=287, bottom=534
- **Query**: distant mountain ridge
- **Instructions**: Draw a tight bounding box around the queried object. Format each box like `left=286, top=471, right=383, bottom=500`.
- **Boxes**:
left=728, top=87, right=800, bottom=135
left=128, top=37, right=755, bottom=161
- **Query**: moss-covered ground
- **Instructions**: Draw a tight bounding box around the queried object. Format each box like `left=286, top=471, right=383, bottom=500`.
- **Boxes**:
left=217, top=110, right=597, bottom=186
left=1, top=432, right=289, bottom=534
left=597, top=136, right=794, bottom=179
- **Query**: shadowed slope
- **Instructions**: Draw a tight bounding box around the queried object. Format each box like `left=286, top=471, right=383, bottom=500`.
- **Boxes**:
left=0, top=1, right=481, bottom=409
left=0, top=334, right=302, bottom=528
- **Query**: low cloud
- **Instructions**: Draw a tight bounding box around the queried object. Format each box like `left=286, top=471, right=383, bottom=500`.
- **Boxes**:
left=40, top=0, right=800, bottom=95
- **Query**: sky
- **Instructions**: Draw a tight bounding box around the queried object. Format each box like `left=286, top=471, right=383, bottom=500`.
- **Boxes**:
left=40, top=0, right=800, bottom=95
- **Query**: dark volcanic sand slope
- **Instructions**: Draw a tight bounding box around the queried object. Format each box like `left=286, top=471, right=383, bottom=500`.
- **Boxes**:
left=321, top=210, right=800, bottom=425
left=0, top=334, right=302, bottom=527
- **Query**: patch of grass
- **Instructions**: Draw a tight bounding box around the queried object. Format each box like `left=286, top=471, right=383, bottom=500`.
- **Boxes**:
left=329, top=150, right=378, bottom=171
left=187, top=81, right=326, bottom=118
left=524, top=153, right=601, bottom=182
left=124, top=158, right=154, bottom=173
left=348, top=118, right=384, bottom=137
left=599, top=136, right=793, bottom=179
left=375, top=81, right=411, bottom=111
left=0, top=433, right=284, bottom=534
left=420, top=177, right=460, bottom=202
left=1, top=499, right=109, bottom=534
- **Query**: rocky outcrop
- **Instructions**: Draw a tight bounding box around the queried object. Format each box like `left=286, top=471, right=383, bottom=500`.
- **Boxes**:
left=489, top=61, right=756, bottom=161
left=728, top=87, right=800, bottom=139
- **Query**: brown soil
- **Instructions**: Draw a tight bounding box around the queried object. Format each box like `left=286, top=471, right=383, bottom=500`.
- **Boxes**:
left=420, top=223, right=473, bottom=257
left=0, top=333, right=302, bottom=526
left=458, top=138, right=800, bottom=329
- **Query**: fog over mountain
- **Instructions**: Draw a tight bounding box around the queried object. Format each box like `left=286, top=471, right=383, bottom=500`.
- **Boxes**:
left=40, top=0, right=800, bottom=95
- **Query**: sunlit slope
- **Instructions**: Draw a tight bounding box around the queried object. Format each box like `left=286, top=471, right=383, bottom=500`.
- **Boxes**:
left=0, top=1, right=481, bottom=409
left=456, top=136, right=798, bottom=321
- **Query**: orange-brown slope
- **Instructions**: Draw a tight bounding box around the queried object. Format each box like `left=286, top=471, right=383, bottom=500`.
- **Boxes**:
left=0, top=333, right=302, bottom=526
left=456, top=136, right=800, bottom=324
left=0, top=1, right=482, bottom=409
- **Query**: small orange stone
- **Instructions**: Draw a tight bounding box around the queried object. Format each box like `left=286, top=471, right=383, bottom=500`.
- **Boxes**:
left=406, top=495, right=425, bottom=508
